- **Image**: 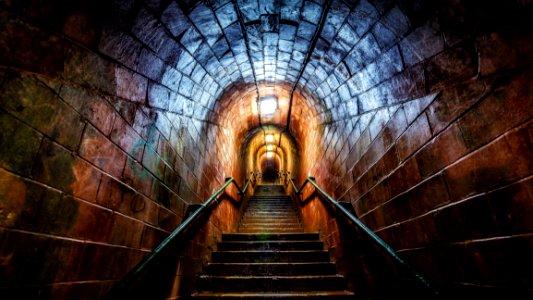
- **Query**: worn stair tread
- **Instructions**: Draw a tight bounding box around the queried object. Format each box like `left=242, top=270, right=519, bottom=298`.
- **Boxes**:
left=239, top=222, right=301, bottom=225
left=192, top=291, right=354, bottom=296
left=191, top=291, right=355, bottom=299
left=223, top=233, right=319, bottom=241
left=206, top=262, right=335, bottom=266
left=218, top=240, right=318, bottom=244
left=199, top=275, right=344, bottom=279
left=197, top=275, right=347, bottom=292
left=214, top=250, right=328, bottom=254
left=204, top=262, right=336, bottom=274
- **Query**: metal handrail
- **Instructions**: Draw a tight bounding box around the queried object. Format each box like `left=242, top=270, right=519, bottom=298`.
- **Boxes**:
left=289, top=176, right=438, bottom=295
left=106, top=177, right=251, bottom=298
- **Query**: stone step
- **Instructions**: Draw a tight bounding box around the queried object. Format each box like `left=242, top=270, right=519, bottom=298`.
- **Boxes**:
left=240, top=218, right=300, bottom=223
left=204, top=262, right=337, bottom=276
left=238, top=228, right=304, bottom=233
left=248, top=197, right=292, bottom=200
left=239, top=223, right=302, bottom=229
left=217, top=241, right=323, bottom=252
left=243, top=213, right=298, bottom=217
left=245, top=207, right=296, bottom=211
left=241, top=217, right=299, bottom=222
left=211, top=250, right=331, bottom=263
left=242, top=214, right=298, bottom=219
left=197, top=275, right=347, bottom=293
left=248, top=199, right=292, bottom=203
left=240, top=218, right=300, bottom=224
left=222, top=233, right=319, bottom=241
left=243, top=211, right=298, bottom=215
left=191, top=291, right=356, bottom=299
left=239, top=223, right=301, bottom=227
left=239, top=226, right=302, bottom=231
left=249, top=197, right=291, bottom=200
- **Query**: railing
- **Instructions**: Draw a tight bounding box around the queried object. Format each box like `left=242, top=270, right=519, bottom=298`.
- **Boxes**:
left=105, top=177, right=252, bottom=299
left=289, top=176, right=438, bottom=296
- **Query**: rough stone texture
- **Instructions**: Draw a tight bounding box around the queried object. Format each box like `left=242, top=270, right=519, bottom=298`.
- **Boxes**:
left=0, top=0, right=532, bottom=299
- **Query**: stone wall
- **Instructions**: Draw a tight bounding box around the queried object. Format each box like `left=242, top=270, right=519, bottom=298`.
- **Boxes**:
left=298, top=0, right=533, bottom=296
left=0, top=1, right=242, bottom=298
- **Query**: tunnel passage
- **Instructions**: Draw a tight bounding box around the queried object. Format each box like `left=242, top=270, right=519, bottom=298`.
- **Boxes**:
left=0, top=0, right=532, bottom=299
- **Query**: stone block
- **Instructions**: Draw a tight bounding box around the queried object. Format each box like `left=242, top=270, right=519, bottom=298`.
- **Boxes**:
left=132, top=9, right=167, bottom=53
left=108, top=214, right=144, bottom=248
left=123, top=157, right=154, bottom=197
left=67, top=195, right=113, bottom=242
left=79, top=125, right=127, bottom=178
left=43, top=281, right=103, bottom=300
left=148, top=82, right=172, bottom=110
left=444, top=122, right=532, bottom=201
left=387, top=64, right=425, bottom=104
left=302, top=1, right=322, bottom=24
left=322, top=1, right=351, bottom=43
left=0, top=73, right=85, bottom=151
left=387, top=157, right=421, bottom=199
left=59, top=85, right=117, bottom=136
left=0, top=231, right=84, bottom=284
left=63, top=44, right=117, bottom=95
left=400, top=21, right=444, bottom=67
left=0, top=111, right=42, bottom=176
left=0, top=169, right=25, bottom=228
left=478, top=29, right=533, bottom=76
left=372, top=21, right=398, bottom=51
left=181, top=27, right=203, bottom=54
left=99, top=26, right=142, bottom=68
left=457, top=71, right=533, bottom=151
left=297, top=20, right=316, bottom=41
left=110, top=116, right=145, bottom=161
left=161, top=2, right=190, bottom=37
left=347, top=0, right=380, bottom=37
left=435, top=194, right=498, bottom=243
left=426, top=80, right=487, bottom=134
left=135, top=48, right=165, bottom=81
left=32, top=139, right=76, bottom=193
left=141, top=225, right=167, bottom=250
left=407, top=174, right=451, bottom=217
left=381, top=6, right=410, bottom=38
left=381, top=107, right=408, bottom=147
left=0, top=11, right=64, bottom=76
left=415, top=123, right=467, bottom=179
left=487, top=177, right=533, bottom=234
left=395, top=212, right=439, bottom=249
left=425, top=41, right=478, bottom=90
left=396, top=112, right=432, bottom=162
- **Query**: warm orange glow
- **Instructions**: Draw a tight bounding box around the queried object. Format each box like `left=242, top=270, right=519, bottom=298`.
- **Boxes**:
left=266, top=145, right=274, bottom=151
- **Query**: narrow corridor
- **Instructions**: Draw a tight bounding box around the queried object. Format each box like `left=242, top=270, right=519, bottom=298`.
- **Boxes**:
left=0, top=0, right=532, bottom=299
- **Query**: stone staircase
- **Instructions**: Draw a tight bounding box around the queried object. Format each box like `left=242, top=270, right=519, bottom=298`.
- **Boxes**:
left=191, top=185, right=355, bottom=299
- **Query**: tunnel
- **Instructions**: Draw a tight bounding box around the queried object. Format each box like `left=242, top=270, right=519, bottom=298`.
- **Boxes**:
left=0, top=0, right=532, bottom=299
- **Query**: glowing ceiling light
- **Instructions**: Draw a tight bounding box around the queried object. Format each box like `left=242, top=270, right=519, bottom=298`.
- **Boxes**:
left=265, top=134, right=274, bottom=143
left=266, top=152, right=274, bottom=158
left=266, top=145, right=274, bottom=151
left=259, top=96, right=278, bottom=115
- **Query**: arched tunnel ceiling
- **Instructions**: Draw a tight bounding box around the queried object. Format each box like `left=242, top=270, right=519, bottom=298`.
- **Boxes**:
left=127, top=0, right=393, bottom=126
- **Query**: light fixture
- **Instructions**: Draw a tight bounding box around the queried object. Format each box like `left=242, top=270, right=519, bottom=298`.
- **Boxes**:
left=265, top=134, right=274, bottom=143
left=266, top=145, right=274, bottom=151
left=259, top=95, right=278, bottom=115
left=266, top=152, right=274, bottom=158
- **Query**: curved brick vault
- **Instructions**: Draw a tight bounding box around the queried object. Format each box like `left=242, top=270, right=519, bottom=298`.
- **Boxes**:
left=0, top=0, right=532, bottom=299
